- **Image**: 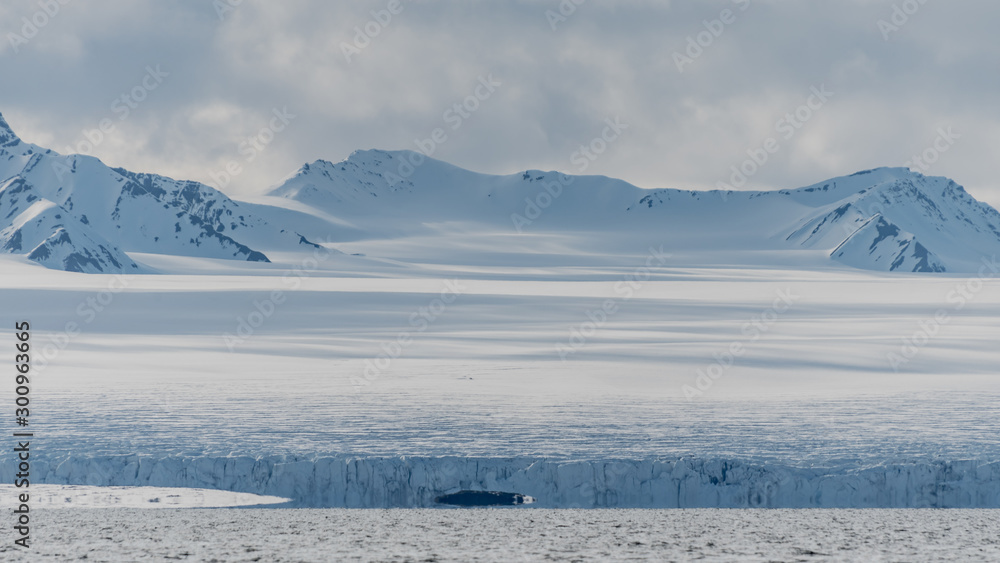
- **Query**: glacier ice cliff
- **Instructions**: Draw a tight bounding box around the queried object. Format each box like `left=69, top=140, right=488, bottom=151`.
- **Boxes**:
left=5, top=454, right=1000, bottom=508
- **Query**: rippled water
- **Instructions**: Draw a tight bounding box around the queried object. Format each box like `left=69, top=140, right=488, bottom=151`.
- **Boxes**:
left=7, top=508, right=1000, bottom=562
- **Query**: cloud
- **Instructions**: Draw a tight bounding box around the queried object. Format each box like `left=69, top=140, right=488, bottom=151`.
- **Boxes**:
left=1, top=0, right=997, bottom=207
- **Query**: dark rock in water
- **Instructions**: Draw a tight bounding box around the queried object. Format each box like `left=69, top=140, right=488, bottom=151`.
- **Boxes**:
left=434, top=490, right=535, bottom=507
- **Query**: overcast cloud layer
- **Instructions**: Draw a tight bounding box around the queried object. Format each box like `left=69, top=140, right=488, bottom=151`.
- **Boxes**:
left=1, top=0, right=998, bottom=206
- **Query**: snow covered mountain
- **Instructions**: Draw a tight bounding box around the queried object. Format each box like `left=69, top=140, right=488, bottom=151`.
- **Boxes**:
left=4, top=111, right=999, bottom=274
left=828, top=214, right=945, bottom=273
left=272, top=150, right=1000, bottom=273
left=0, top=188, right=140, bottom=274
left=0, top=112, right=320, bottom=273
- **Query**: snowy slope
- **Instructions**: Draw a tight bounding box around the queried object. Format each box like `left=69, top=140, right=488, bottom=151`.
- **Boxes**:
left=781, top=169, right=1000, bottom=272
left=0, top=195, right=140, bottom=273
left=5, top=110, right=1000, bottom=274
left=272, top=151, right=1000, bottom=273
left=4, top=259, right=999, bottom=507
left=0, top=112, right=325, bottom=272
left=830, top=214, right=945, bottom=273
left=5, top=112, right=1000, bottom=511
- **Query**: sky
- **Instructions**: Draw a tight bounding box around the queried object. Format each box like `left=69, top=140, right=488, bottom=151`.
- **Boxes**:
left=1, top=0, right=998, bottom=206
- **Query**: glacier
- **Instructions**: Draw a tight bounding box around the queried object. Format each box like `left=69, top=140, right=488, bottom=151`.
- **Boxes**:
left=3, top=250, right=999, bottom=511
left=8, top=454, right=1000, bottom=508
left=3, top=110, right=1000, bottom=511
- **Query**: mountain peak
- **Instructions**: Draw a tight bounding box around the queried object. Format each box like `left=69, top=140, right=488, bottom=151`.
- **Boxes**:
left=852, top=166, right=912, bottom=176
left=0, top=111, right=21, bottom=146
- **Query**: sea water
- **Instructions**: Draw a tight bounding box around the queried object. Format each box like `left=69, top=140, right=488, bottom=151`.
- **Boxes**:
left=6, top=508, right=999, bottom=561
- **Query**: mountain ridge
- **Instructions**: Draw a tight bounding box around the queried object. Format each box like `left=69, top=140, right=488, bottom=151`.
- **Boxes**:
left=0, top=111, right=323, bottom=273
left=2, top=112, right=999, bottom=274
left=270, top=149, right=1000, bottom=273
